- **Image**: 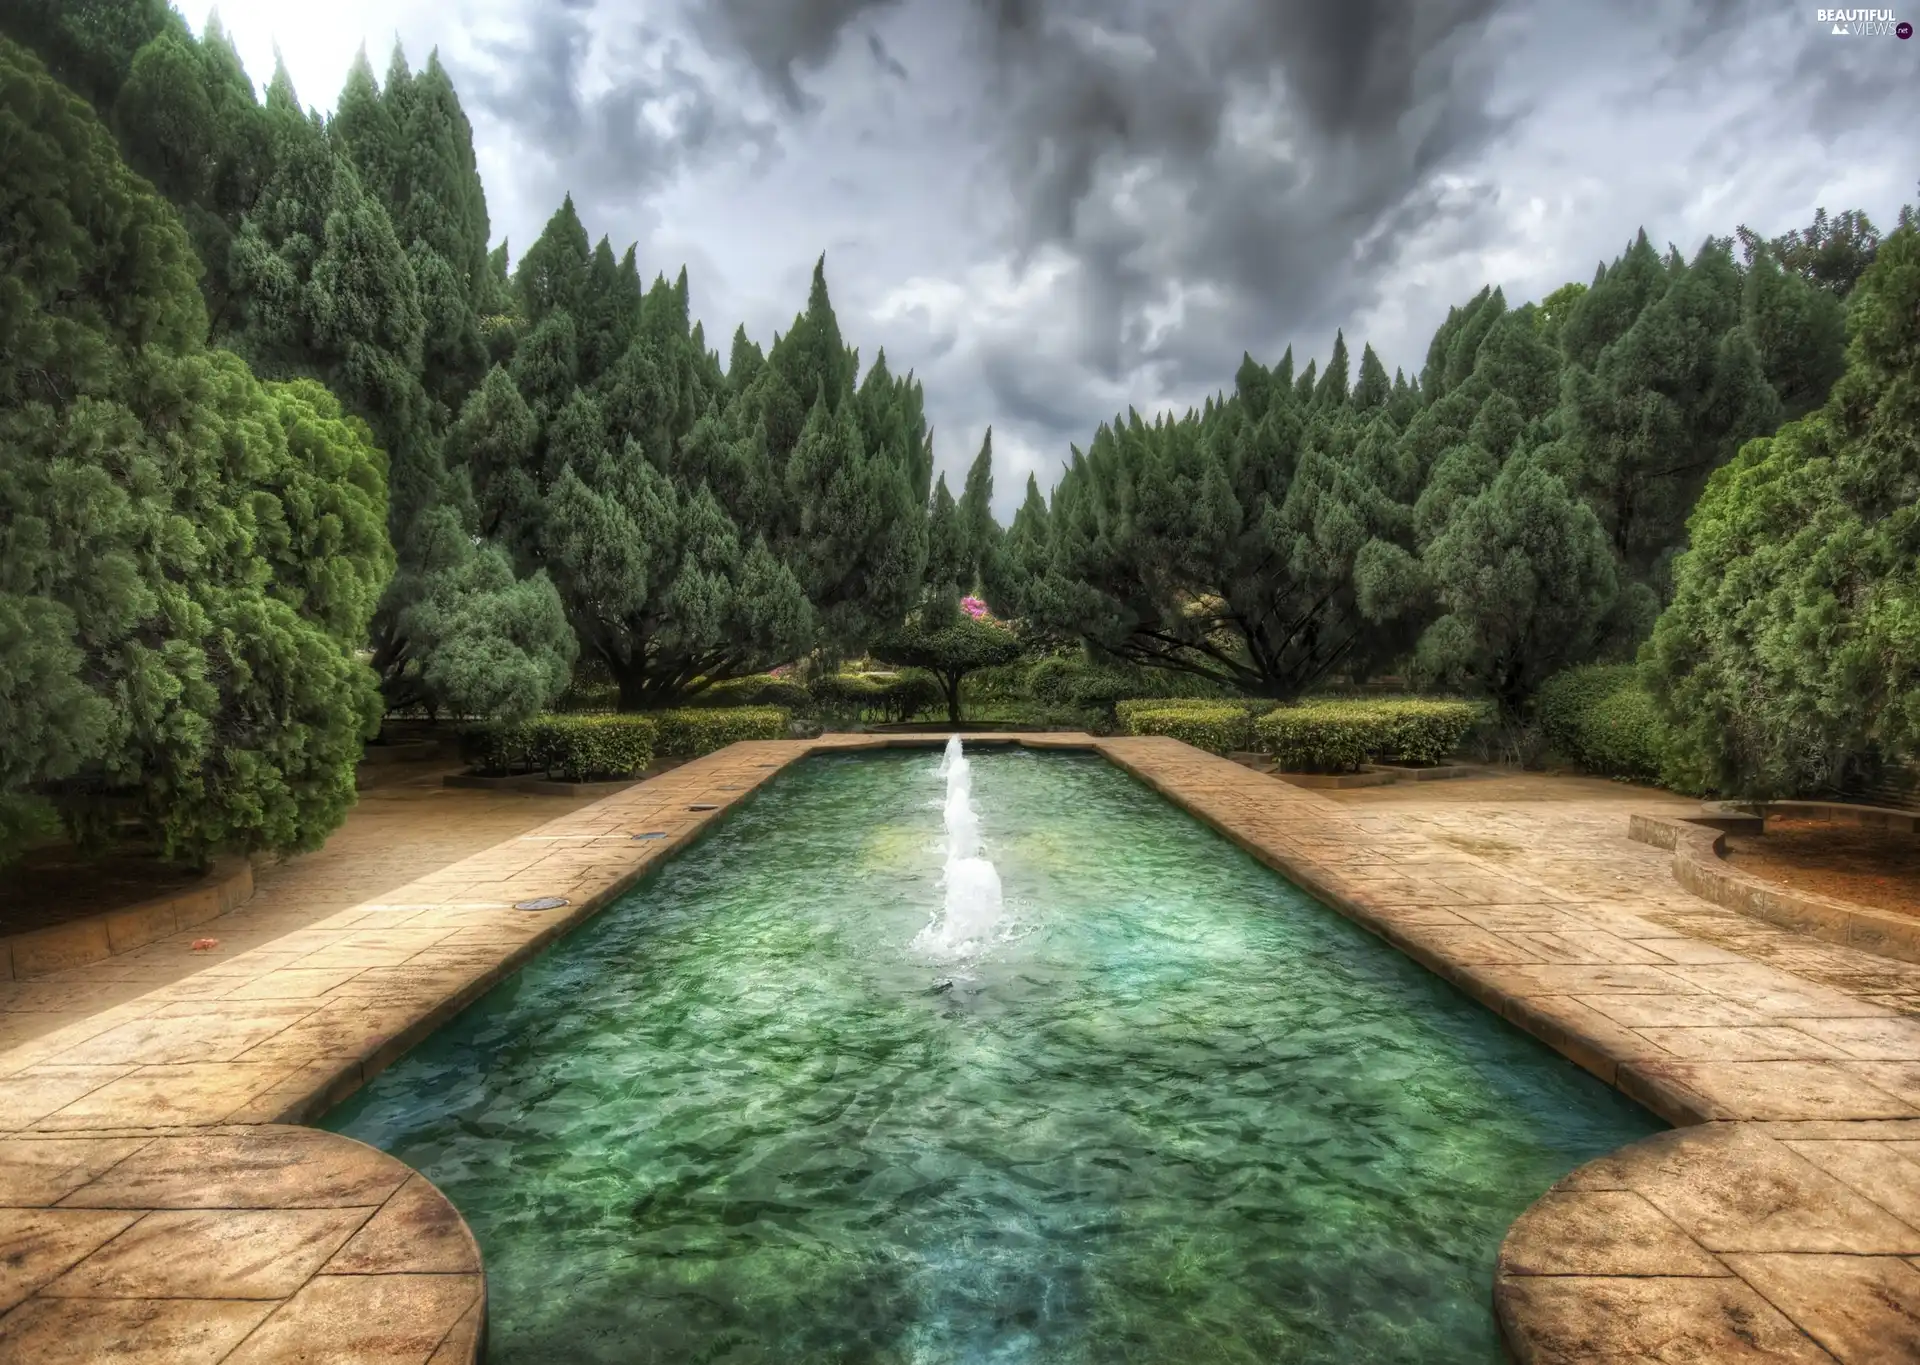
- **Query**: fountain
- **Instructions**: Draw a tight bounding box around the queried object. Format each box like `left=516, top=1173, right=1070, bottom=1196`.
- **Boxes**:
left=913, top=736, right=1005, bottom=958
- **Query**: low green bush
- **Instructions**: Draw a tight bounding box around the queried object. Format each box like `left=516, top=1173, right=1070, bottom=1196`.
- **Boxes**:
left=873, top=670, right=943, bottom=723
left=807, top=672, right=882, bottom=721
left=1113, top=697, right=1270, bottom=730
left=1254, top=699, right=1479, bottom=772
left=651, top=706, right=791, bottom=756
left=689, top=674, right=813, bottom=712
left=533, top=714, right=657, bottom=782
left=1536, top=665, right=1668, bottom=783
left=462, top=719, right=542, bottom=775
left=462, top=714, right=657, bottom=781
left=1121, top=703, right=1255, bottom=755
left=1027, top=657, right=1225, bottom=716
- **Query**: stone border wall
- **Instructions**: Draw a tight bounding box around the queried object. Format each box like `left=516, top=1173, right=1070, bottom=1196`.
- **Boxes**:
left=0, top=855, right=254, bottom=981
left=1630, top=811, right=1920, bottom=966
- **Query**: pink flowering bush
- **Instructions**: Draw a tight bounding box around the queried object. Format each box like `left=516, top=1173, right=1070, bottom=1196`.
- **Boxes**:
left=961, top=596, right=988, bottom=619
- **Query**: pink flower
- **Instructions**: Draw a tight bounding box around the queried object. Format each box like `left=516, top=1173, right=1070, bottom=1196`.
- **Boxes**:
left=961, top=596, right=988, bottom=618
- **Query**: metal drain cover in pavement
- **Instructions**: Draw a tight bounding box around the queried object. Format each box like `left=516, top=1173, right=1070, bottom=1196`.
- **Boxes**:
left=689, top=803, right=718, bottom=811
left=632, top=831, right=667, bottom=840
left=514, top=896, right=570, bottom=911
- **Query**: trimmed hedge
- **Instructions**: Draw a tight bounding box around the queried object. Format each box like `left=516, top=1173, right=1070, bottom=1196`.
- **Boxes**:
left=689, top=675, right=813, bottom=712
left=1255, top=699, right=1479, bottom=773
left=1121, top=702, right=1256, bottom=755
left=1113, top=696, right=1269, bottom=729
left=537, top=715, right=657, bottom=782
left=1027, top=658, right=1227, bottom=715
left=1536, top=665, right=1668, bottom=783
left=463, top=714, right=657, bottom=781
left=650, top=706, right=791, bottom=757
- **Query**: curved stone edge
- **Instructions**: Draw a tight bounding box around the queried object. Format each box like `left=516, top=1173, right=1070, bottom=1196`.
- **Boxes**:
left=1630, top=811, right=1920, bottom=967
left=0, top=1125, right=486, bottom=1363
left=1494, top=1122, right=1920, bottom=1364
left=0, top=854, right=254, bottom=982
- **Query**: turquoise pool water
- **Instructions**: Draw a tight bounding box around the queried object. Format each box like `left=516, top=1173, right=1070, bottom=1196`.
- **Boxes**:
left=325, top=748, right=1658, bottom=1363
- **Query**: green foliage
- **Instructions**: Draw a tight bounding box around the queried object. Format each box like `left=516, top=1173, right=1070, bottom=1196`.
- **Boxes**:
left=874, top=670, right=945, bottom=723
left=462, top=712, right=655, bottom=780
left=1121, top=703, right=1256, bottom=755
left=1647, top=226, right=1920, bottom=798
left=1536, top=665, right=1668, bottom=783
left=1737, top=202, right=1917, bottom=300
left=0, top=37, right=393, bottom=864
left=870, top=599, right=1028, bottom=723
left=1554, top=234, right=1783, bottom=597
left=1025, top=657, right=1219, bottom=717
left=1254, top=700, right=1480, bottom=773
left=649, top=707, right=791, bottom=757
left=534, top=714, right=656, bottom=782
left=1415, top=454, right=1620, bottom=716
left=689, top=674, right=813, bottom=712
left=806, top=672, right=883, bottom=723
left=1113, top=697, right=1266, bottom=728
left=385, top=505, right=577, bottom=722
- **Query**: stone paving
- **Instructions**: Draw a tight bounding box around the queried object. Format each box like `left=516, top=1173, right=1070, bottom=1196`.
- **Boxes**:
left=0, top=737, right=1916, bottom=1361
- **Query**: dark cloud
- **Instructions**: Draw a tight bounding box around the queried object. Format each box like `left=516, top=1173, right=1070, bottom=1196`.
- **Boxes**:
left=690, top=0, right=902, bottom=107
left=867, top=32, right=909, bottom=81
left=450, top=2, right=776, bottom=219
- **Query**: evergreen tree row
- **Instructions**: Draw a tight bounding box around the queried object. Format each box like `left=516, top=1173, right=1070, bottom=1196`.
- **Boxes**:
left=992, top=220, right=1901, bottom=720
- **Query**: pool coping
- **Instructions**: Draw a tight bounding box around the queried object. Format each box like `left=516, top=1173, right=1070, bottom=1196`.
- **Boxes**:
left=0, top=733, right=1915, bottom=1362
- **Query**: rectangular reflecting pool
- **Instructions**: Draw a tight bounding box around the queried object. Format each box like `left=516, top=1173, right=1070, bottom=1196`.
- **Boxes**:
left=325, top=747, right=1659, bottom=1363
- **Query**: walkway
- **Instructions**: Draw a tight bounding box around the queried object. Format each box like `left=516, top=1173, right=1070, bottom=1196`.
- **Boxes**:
left=0, top=736, right=1914, bottom=1362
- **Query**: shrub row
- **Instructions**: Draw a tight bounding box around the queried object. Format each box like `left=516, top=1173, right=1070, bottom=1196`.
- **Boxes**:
left=649, top=707, right=792, bottom=757
left=806, top=671, right=942, bottom=723
left=1120, top=702, right=1257, bottom=755
left=688, top=674, right=814, bottom=712
left=464, top=714, right=658, bottom=781
left=1028, top=657, right=1225, bottom=715
left=1535, top=665, right=1667, bottom=783
left=1254, top=699, right=1480, bottom=773
left=465, top=706, right=792, bottom=778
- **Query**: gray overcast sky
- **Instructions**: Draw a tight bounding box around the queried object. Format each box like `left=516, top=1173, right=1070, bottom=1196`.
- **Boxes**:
left=190, top=0, right=1917, bottom=518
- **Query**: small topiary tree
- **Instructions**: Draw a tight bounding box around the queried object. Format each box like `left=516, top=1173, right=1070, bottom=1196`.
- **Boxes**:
left=870, top=596, right=1027, bottom=725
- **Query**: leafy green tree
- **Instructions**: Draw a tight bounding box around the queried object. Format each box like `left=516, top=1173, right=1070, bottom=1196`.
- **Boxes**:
left=1534, top=282, right=1588, bottom=349
left=1414, top=454, right=1618, bottom=716
left=1555, top=236, right=1781, bottom=595
left=872, top=598, right=1027, bottom=724
left=1, top=38, right=392, bottom=863
left=1026, top=344, right=1411, bottom=697
left=451, top=220, right=954, bottom=706
left=1647, top=226, right=1920, bottom=797
left=1736, top=200, right=1917, bottom=300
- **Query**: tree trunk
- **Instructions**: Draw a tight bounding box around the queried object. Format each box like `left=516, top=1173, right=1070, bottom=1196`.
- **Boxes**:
left=943, top=672, right=964, bottom=726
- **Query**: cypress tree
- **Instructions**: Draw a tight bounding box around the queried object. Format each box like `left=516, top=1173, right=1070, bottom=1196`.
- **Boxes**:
left=958, top=429, right=1000, bottom=590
